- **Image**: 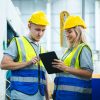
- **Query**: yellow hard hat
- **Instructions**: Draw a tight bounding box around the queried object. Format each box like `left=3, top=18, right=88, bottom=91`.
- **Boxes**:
left=63, top=15, right=87, bottom=29
left=28, top=11, right=49, bottom=25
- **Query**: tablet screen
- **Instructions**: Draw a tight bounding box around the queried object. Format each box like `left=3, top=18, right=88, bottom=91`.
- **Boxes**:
left=39, top=51, right=62, bottom=74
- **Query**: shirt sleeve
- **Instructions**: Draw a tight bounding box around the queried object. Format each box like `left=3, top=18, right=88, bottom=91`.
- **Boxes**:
left=4, top=39, right=18, bottom=60
left=79, top=46, right=93, bottom=72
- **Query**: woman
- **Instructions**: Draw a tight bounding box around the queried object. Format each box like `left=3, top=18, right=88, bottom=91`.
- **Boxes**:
left=52, top=15, right=93, bottom=100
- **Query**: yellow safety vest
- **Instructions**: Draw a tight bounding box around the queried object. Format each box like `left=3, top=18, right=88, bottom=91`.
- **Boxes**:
left=11, top=36, right=46, bottom=95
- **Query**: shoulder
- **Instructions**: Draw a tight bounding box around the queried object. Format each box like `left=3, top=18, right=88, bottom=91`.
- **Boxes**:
left=82, top=44, right=92, bottom=55
left=80, top=45, right=92, bottom=60
left=79, top=44, right=93, bottom=72
left=79, top=43, right=92, bottom=55
left=4, top=37, right=19, bottom=59
left=8, top=37, right=18, bottom=47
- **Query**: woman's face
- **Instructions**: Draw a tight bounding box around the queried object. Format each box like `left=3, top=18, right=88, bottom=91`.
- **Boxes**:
left=65, top=28, right=77, bottom=44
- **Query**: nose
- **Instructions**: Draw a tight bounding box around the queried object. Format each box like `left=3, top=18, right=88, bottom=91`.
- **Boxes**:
left=64, top=32, right=69, bottom=37
left=38, top=30, right=43, bottom=36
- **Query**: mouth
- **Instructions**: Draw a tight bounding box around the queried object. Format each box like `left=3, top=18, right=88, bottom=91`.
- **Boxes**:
left=67, top=37, right=71, bottom=40
left=35, top=37, right=41, bottom=41
left=67, top=37, right=73, bottom=43
left=37, top=37, right=41, bottom=39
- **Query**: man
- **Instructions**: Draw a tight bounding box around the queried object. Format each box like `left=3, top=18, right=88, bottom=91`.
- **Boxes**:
left=1, top=11, right=49, bottom=100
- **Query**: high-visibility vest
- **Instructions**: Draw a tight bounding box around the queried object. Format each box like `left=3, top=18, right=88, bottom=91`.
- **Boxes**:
left=11, top=36, right=46, bottom=95
left=54, top=43, right=92, bottom=100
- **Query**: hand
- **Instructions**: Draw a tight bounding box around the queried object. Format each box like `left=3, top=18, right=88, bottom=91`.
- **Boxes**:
left=52, top=59, right=67, bottom=71
left=30, top=56, right=40, bottom=64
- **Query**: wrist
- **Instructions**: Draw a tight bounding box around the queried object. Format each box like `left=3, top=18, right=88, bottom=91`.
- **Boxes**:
left=64, top=66, right=70, bottom=73
left=27, top=60, right=33, bottom=65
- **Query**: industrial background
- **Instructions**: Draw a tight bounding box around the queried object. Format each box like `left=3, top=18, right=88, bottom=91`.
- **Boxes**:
left=0, top=0, right=100, bottom=99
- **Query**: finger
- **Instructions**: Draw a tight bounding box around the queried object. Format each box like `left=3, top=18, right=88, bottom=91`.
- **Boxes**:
left=36, top=56, right=40, bottom=60
left=31, top=60, right=37, bottom=64
left=54, top=59, right=62, bottom=63
left=52, top=65, right=59, bottom=69
left=52, top=65, right=56, bottom=68
left=53, top=59, right=59, bottom=62
left=52, top=62, right=57, bottom=64
left=32, top=58, right=39, bottom=64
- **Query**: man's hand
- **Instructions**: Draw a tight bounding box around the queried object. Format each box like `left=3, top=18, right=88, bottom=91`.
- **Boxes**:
left=30, top=56, right=40, bottom=64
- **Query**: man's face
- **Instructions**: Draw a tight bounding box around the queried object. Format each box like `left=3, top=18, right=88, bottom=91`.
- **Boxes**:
left=28, top=23, right=46, bottom=42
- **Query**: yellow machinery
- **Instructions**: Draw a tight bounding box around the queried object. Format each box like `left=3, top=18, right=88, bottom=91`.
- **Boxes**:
left=60, top=11, right=70, bottom=47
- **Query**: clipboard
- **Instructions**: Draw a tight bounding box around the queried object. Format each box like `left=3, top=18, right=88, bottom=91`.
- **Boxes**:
left=39, top=51, right=62, bottom=74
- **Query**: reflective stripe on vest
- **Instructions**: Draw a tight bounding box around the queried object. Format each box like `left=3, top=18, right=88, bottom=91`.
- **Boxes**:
left=11, top=36, right=46, bottom=95
left=54, top=43, right=92, bottom=99
left=11, top=77, right=46, bottom=84
left=54, top=74, right=92, bottom=94
left=56, top=85, right=91, bottom=94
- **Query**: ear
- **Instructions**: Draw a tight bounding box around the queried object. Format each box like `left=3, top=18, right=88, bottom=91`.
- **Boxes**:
left=28, top=23, right=31, bottom=29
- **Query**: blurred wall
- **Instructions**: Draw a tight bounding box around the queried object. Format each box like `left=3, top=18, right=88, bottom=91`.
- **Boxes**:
left=0, top=0, right=27, bottom=99
left=0, top=0, right=6, bottom=99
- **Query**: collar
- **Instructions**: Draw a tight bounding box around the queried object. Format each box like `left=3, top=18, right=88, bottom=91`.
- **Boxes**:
left=24, top=35, right=39, bottom=46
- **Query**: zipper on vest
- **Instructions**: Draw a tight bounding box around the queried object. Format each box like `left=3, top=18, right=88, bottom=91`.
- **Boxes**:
left=38, top=46, right=41, bottom=90
left=38, top=63, right=40, bottom=88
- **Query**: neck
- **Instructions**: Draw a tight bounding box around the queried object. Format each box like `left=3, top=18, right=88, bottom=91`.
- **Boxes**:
left=29, top=35, right=36, bottom=42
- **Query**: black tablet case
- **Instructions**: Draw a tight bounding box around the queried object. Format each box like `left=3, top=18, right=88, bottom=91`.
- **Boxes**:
left=39, top=51, right=62, bottom=74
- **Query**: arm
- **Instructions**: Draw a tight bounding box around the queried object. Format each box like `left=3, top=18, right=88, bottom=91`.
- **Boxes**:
left=52, top=59, right=92, bottom=79
left=52, top=47, right=93, bottom=79
left=64, top=66, right=92, bottom=79
left=0, top=37, right=40, bottom=70
left=1, top=55, right=39, bottom=70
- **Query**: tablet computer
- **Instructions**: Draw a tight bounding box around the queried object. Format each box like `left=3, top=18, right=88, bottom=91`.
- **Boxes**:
left=39, top=51, right=62, bottom=74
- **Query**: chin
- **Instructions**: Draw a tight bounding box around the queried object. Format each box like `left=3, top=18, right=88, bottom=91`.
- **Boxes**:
left=36, top=39, right=40, bottom=42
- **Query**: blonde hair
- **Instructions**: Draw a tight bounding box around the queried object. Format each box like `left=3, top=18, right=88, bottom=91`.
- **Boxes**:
left=68, top=26, right=87, bottom=48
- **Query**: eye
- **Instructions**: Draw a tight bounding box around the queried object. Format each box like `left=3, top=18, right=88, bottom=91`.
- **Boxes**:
left=65, top=29, right=72, bottom=34
left=42, top=29, right=45, bottom=32
left=68, top=30, right=72, bottom=33
left=35, top=29, right=41, bottom=31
